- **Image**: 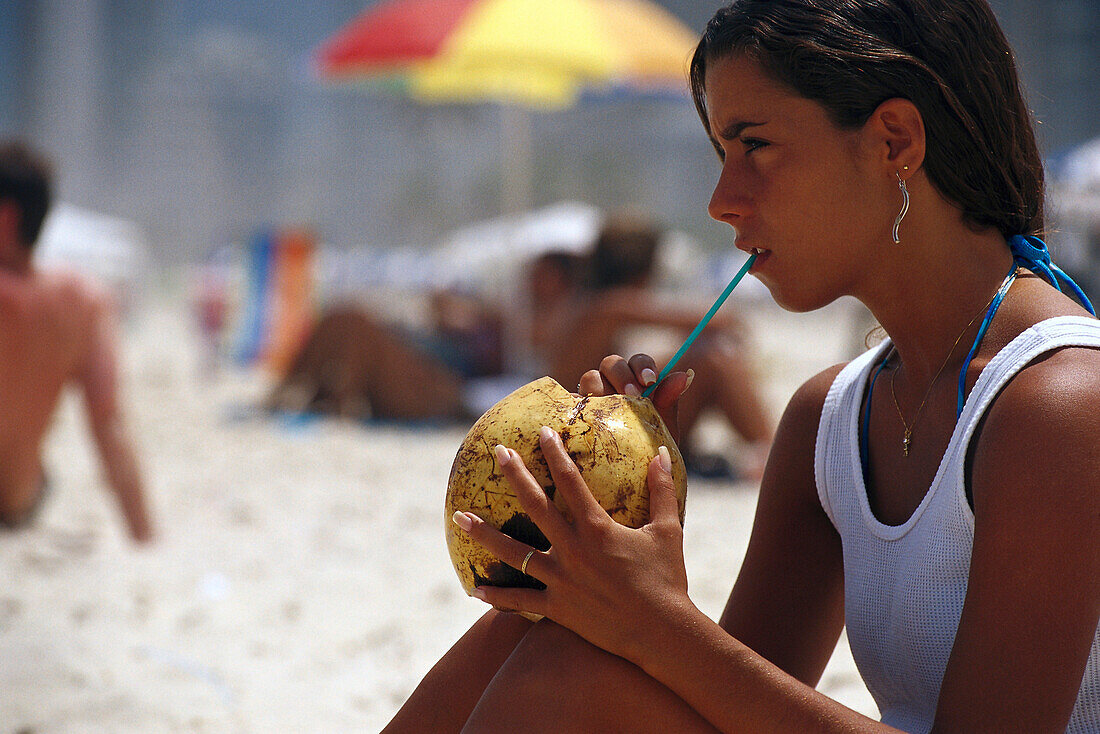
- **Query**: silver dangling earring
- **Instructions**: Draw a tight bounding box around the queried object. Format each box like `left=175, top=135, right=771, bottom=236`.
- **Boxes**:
left=892, top=167, right=910, bottom=244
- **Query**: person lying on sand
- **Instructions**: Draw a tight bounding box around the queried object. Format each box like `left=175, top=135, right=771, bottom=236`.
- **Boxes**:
left=0, top=140, right=152, bottom=542
left=266, top=249, right=585, bottom=422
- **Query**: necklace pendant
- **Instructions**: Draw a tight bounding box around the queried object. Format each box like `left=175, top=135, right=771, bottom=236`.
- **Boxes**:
left=902, top=432, right=911, bottom=456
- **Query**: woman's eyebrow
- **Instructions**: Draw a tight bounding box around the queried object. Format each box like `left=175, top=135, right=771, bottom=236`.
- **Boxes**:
left=718, top=120, right=767, bottom=139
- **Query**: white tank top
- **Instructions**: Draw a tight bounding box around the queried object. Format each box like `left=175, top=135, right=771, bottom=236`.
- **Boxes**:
left=815, top=316, right=1100, bottom=733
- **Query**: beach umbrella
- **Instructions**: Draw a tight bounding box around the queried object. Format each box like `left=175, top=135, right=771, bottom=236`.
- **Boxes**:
left=312, top=0, right=699, bottom=212
left=314, top=0, right=698, bottom=108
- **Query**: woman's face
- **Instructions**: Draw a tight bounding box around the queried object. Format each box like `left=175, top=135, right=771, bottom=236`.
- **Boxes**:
left=704, top=54, right=888, bottom=311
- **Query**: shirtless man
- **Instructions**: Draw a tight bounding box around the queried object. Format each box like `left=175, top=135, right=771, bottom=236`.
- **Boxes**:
left=0, top=140, right=152, bottom=542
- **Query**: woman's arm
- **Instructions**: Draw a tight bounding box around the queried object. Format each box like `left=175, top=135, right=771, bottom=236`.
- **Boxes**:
left=719, top=365, right=847, bottom=686
left=461, top=362, right=900, bottom=732
left=626, top=365, right=885, bottom=732
left=932, top=346, right=1100, bottom=733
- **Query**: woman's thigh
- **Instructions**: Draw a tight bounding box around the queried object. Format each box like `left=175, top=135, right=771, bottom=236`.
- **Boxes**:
left=383, top=610, right=534, bottom=733
left=464, top=619, right=719, bottom=733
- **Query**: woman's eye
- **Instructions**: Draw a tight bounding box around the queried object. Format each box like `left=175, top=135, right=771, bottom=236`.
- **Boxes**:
left=741, top=138, right=768, bottom=154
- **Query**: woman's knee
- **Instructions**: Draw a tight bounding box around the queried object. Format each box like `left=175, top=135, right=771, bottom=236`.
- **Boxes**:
left=465, top=620, right=715, bottom=733
left=464, top=621, right=619, bottom=732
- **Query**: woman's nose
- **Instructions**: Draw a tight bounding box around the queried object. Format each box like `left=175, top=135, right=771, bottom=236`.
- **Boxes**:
left=707, top=163, right=749, bottom=224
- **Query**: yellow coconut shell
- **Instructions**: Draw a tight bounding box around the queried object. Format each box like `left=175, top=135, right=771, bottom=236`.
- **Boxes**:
left=445, top=376, right=687, bottom=596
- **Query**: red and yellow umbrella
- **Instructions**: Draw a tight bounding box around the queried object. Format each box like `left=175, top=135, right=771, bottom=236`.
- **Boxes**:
left=313, top=0, right=699, bottom=110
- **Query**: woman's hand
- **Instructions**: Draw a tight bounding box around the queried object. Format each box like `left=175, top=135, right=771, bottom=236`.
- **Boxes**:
left=451, top=425, right=695, bottom=666
left=577, top=353, right=693, bottom=445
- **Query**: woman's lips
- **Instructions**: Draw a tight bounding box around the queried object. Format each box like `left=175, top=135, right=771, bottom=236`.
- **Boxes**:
left=747, top=247, right=770, bottom=273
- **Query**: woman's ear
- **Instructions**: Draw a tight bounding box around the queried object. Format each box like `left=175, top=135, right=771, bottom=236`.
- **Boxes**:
left=866, top=97, right=926, bottom=176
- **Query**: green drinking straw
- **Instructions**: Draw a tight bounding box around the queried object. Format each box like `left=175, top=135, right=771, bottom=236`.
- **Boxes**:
left=641, top=252, right=757, bottom=399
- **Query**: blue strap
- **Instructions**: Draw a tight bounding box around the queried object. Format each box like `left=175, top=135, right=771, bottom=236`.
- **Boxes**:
left=1008, top=235, right=1095, bottom=315
left=954, top=235, right=1095, bottom=416
left=861, top=234, right=1092, bottom=474
left=955, top=262, right=1018, bottom=416
left=861, top=349, right=893, bottom=482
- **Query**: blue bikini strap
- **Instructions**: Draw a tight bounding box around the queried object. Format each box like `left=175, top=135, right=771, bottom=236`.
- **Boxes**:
left=954, top=235, right=1096, bottom=416
left=955, top=263, right=1017, bottom=416
left=862, top=234, right=1092, bottom=475
left=1008, top=234, right=1095, bottom=315
left=861, top=347, right=893, bottom=481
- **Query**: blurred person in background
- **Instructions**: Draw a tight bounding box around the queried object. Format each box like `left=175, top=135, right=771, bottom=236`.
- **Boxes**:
left=266, top=249, right=584, bottom=422
left=192, top=246, right=231, bottom=380
left=543, top=212, right=774, bottom=480
left=0, top=139, right=152, bottom=542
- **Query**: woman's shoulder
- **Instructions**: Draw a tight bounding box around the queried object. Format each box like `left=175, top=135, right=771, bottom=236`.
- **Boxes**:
left=972, top=335, right=1100, bottom=512
left=981, top=337, right=1100, bottom=435
left=981, top=272, right=1100, bottom=410
left=782, top=340, right=892, bottom=424
left=774, top=362, right=851, bottom=445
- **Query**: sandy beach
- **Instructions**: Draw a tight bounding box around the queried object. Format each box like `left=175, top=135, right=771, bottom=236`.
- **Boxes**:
left=1, top=286, right=879, bottom=733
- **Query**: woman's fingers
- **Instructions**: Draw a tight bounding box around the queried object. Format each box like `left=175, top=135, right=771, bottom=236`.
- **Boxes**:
left=580, top=353, right=664, bottom=398
left=471, top=584, right=546, bottom=617
left=599, top=354, right=642, bottom=396
left=493, top=445, right=571, bottom=544
left=627, top=354, right=660, bottom=391
left=577, top=368, right=613, bottom=397
left=538, top=427, right=610, bottom=529
left=452, top=510, right=553, bottom=582
left=650, top=368, right=693, bottom=408
left=647, top=447, right=683, bottom=530
left=646, top=369, right=691, bottom=445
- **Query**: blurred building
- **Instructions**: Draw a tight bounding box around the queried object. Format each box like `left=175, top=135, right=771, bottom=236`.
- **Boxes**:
left=0, top=0, right=1097, bottom=265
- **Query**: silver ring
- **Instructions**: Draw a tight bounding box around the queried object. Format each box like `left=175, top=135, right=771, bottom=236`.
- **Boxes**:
left=520, top=549, right=536, bottom=575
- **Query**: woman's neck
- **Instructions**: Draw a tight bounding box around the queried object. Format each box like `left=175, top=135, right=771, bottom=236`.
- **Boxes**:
left=857, top=210, right=1014, bottom=384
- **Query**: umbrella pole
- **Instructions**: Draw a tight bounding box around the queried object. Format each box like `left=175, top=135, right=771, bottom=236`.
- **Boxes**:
left=497, top=104, right=536, bottom=375
left=500, top=104, right=533, bottom=215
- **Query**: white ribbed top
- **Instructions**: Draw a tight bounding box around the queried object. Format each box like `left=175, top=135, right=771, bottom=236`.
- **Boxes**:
left=815, top=316, right=1100, bottom=733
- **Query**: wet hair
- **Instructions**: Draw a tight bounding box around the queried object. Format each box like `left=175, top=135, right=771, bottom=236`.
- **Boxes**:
left=591, top=213, right=662, bottom=289
left=0, top=139, right=53, bottom=249
left=689, top=0, right=1045, bottom=238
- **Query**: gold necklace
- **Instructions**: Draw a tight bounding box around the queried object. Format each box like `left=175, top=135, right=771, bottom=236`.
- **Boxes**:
left=888, top=284, right=1005, bottom=457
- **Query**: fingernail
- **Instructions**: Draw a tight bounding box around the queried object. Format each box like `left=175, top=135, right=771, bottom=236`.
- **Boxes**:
left=624, top=383, right=641, bottom=397
left=470, top=587, right=487, bottom=601
left=641, top=368, right=657, bottom=386
left=452, top=511, right=473, bottom=531
left=658, top=445, right=672, bottom=473
left=494, top=444, right=511, bottom=466
left=683, top=369, right=695, bottom=393
left=539, top=425, right=555, bottom=442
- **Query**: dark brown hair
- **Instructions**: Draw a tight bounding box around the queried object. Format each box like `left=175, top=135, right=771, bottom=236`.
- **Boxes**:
left=0, top=139, right=53, bottom=249
left=689, top=0, right=1045, bottom=238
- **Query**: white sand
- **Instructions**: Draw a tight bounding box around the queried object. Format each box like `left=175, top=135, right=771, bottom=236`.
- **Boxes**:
left=0, top=290, right=879, bottom=732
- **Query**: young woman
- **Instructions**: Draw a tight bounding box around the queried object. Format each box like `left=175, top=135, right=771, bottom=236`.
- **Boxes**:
left=384, top=1, right=1100, bottom=731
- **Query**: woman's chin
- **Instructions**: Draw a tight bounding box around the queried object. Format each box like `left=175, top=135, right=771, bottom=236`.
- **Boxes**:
left=764, top=281, right=838, bottom=314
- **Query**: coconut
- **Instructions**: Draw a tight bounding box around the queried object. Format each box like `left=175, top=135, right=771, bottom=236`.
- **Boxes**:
left=445, top=376, right=687, bottom=596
